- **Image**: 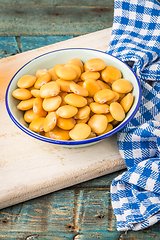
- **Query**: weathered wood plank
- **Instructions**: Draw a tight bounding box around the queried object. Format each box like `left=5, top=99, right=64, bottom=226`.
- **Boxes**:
left=20, top=36, right=73, bottom=51
left=0, top=4, right=113, bottom=36
left=0, top=37, right=19, bottom=58
left=0, top=187, right=160, bottom=239
left=0, top=0, right=114, bottom=7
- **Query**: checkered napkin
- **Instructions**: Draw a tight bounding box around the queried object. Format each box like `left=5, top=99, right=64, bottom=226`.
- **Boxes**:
left=107, top=0, right=160, bottom=231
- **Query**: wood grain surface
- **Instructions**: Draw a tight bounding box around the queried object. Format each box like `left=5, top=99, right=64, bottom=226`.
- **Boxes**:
left=0, top=0, right=113, bottom=36
left=0, top=0, right=160, bottom=239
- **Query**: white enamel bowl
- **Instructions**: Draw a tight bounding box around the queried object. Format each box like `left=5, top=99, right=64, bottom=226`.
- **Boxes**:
left=5, top=48, right=141, bottom=147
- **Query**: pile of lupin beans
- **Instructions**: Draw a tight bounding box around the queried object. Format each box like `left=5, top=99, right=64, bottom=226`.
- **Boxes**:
left=12, top=58, right=134, bottom=141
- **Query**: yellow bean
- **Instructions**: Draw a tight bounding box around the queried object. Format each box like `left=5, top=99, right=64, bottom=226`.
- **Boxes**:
left=48, top=67, right=59, bottom=81
left=106, top=91, right=119, bottom=105
left=81, top=71, right=100, bottom=81
left=36, top=69, right=48, bottom=79
left=40, top=81, right=60, bottom=98
left=33, top=97, right=43, bottom=115
left=56, top=79, right=74, bottom=92
left=105, top=123, right=113, bottom=132
left=101, top=66, right=122, bottom=83
left=110, top=102, right=125, bottom=121
left=43, top=112, right=57, bottom=132
left=104, top=113, right=114, bottom=122
left=17, top=98, right=35, bottom=111
left=31, top=89, right=40, bottom=98
left=54, top=64, right=64, bottom=73
left=77, top=81, right=84, bottom=86
left=74, top=106, right=90, bottom=119
left=120, top=93, right=134, bottom=113
left=65, top=64, right=81, bottom=80
left=70, top=83, right=88, bottom=97
left=97, top=80, right=111, bottom=90
left=83, top=79, right=101, bottom=97
left=24, top=109, right=39, bottom=123
left=84, top=58, right=106, bottom=72
left=88, top=114, right=108, bottom=134
left=29, top=117, right=45, bottom=132
left=112, top=79, right=133, bottom=93
left=12, top=88, right=32, bottom=100
left=97, top=123, right=113, bottom=135
left=66, top=58, right=84, bottom=72
left=76, top=116, right=90, bottom=124
left=69, top=123, right=91, bottom=140
left=90, top=102, right=109, bottom=114
left=64, top=93, right=87, bottom=108
left=56, top=66, right=77, bottom=80
left=57, top=117, right=76, bottom=130
left=17, top=75, right=36, bottom=88
left=94, top=89, right=116, bottom=104
left=49, top=126, right=70, bottom=140
left=34, top=73, right=51, bottom=89
left=118, top=93, right=126, bottom=102
left=43, top=96, right=62, bottom=111
left=59, top=92, right=68, bottom=106
left=56, top=105, right=78, bottom=118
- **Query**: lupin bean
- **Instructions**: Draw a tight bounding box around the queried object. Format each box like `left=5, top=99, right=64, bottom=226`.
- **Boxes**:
left=69, top=123, right=91, bottom=140
left=112, top=79, right=133, bottom=93
left=12, top=88, right=32, bottom=100
left=74, top=106, right=90, bottom=119
left=90, top=102, right=110, bottom=114
left=70, top=83, right=88, bottom=97
left=64, top=93, right=87, bottom=108
left=31, top=89, right=40, bottom=98
left=36, top=69, right=48, bottom=79
left=43, top=112, right=57, bottom=132
left=56, top=105, right=78, bottom=118
left=40, top=81, right=60, bottom=98
left=88, top=114, right=108, bottom=134
left=56, top=66, right=77, bottom=80
left=65, top=64, right=81, bottom=80
left=48, top=67, right=59, bottom=81
left=49, top=126, right=70, bottom=140
left=101, top=66, right=122, bottom=83
left=17, top=75, right=36, bottom=89
left=17, top=98, right=35, bottom=111
left=81, top=71, right=100, bottom=81
left=29, top=117, right=45, bottom=132
left=34, top=73, right=51, bottom=89
left=57, top=117, right=76, bottom=130
left=84, top=58, right=106, bottom=72
left=66, top=58, right=84, bottom=72
left=94, top=89, right=116, bottom=104
left=83, top=79, right=101, bottom=97
left=43, top=96, right=62, bottom=111
left=120, top=93, right=134, bottom=113
left=110, top=102, right=125, bottom=121
left=24, top=109, right=39, bottom=123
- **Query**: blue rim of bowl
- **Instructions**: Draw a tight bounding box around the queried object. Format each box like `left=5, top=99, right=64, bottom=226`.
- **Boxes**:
left=5, top=47, right=142, bottom=146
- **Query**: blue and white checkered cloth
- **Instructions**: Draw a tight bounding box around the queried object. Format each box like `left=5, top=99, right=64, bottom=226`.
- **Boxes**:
left=107, top=0, right=160, bottom=231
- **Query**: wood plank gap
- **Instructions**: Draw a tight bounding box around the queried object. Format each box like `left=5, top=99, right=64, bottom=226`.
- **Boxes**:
left=15, top=36, right=22, bottom=53
left=0, top=4, right=113, bottom=8
left=73, top=190, right=84, bottom=233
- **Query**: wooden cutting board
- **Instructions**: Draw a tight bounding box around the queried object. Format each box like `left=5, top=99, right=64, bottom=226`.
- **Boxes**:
left=0, top=28, right=126, bottom=210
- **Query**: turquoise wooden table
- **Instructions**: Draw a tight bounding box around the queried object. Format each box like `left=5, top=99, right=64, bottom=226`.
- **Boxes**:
left=0, top=1, right=160, bottom=239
